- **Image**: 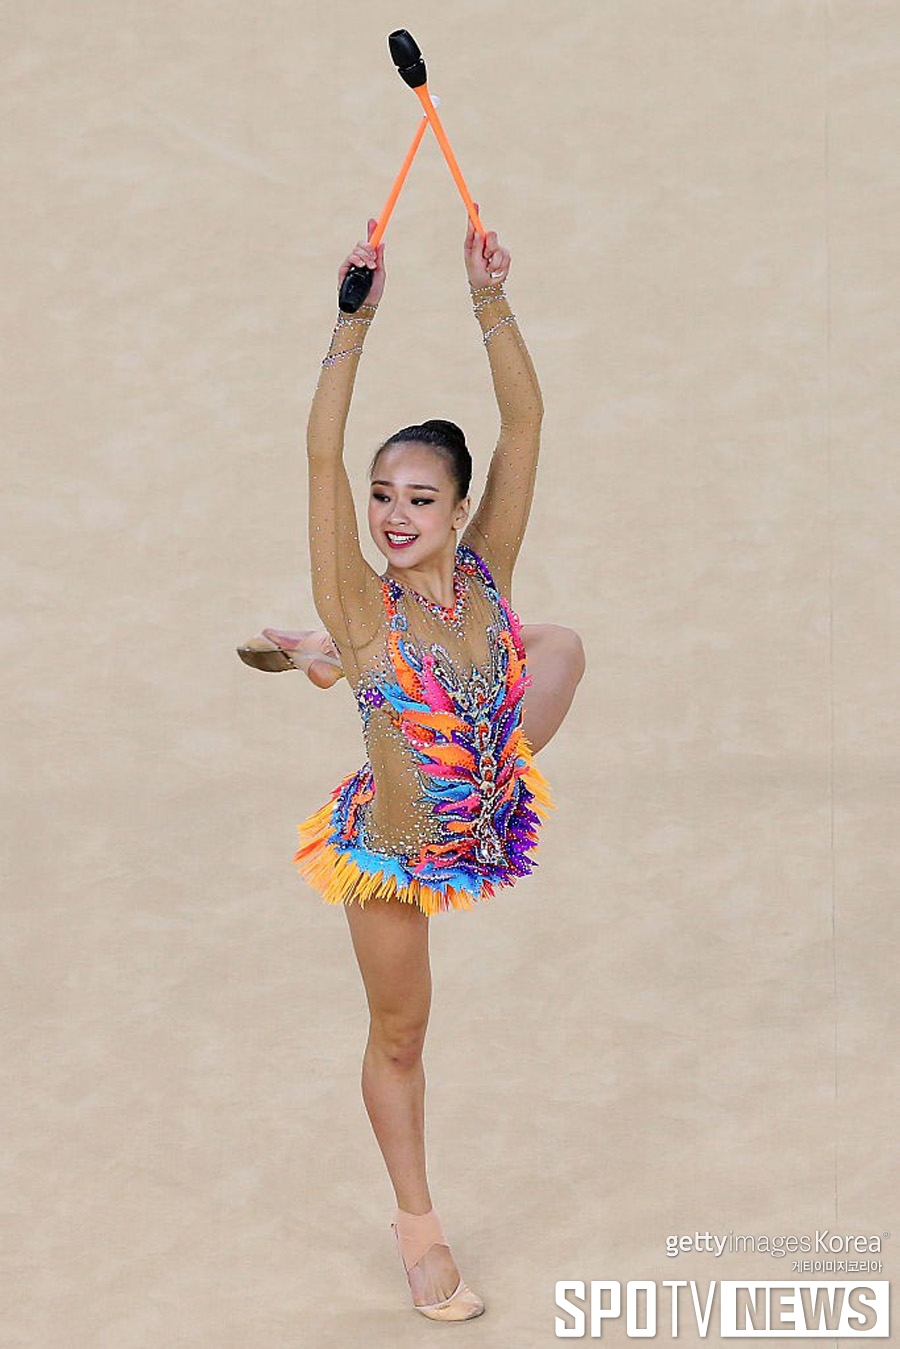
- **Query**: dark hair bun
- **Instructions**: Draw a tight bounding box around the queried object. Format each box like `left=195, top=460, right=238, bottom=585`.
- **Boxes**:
left=420, top=419, right=467, bottom=453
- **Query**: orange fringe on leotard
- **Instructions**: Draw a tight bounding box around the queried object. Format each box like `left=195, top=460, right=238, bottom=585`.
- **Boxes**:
left=294, top=749, right=553, bottom=916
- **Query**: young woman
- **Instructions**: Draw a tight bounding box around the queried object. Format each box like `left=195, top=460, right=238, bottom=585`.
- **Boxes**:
left=251, top=215, right=584, bottom=1321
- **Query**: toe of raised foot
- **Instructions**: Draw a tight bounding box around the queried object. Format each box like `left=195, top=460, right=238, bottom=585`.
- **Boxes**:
left=236, top=640, right=294, bottom=672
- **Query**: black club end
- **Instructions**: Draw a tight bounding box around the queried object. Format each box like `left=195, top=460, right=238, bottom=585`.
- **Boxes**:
left=388, top=29, right=427, bottom=88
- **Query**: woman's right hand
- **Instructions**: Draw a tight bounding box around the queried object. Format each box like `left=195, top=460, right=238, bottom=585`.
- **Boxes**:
left=338, top=218, right=386, bottom=307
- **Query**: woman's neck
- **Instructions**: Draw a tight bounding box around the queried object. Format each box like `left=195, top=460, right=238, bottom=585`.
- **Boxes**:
left=387, top=539, right=459, bottom=607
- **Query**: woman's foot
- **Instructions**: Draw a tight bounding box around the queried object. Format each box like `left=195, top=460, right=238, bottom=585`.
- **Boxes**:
left=236, top=628, right=344, bottom=688
left=392, top=1207, right=485, bottom=1321
left=407, top=1243, right=466, bottom=1308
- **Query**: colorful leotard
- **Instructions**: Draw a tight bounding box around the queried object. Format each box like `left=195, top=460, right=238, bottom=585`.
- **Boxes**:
left=297, top=280, right=547, bottom=916
left=294, top=544, right=552, bottom=914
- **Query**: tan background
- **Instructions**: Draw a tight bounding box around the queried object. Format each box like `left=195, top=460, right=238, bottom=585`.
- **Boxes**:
left=4, top=1, right=898, bottom=1345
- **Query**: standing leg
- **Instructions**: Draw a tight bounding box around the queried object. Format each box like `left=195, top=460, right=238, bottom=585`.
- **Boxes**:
left=343, top=896, right=472, bottom=1309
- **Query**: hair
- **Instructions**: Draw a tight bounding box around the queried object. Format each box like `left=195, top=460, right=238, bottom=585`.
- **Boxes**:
left=369, top=419, right=472, bottom=500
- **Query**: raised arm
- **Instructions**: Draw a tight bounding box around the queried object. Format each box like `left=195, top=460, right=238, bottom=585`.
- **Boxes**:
left=306, top=226, right=385, bottom=672
left=459, top=212, right=544, bottom=598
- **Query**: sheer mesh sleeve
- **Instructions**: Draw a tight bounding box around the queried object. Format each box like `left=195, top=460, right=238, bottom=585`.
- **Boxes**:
left=306, top=307, right=384, bottom=681
left=461, top=283, right=544, bottom=599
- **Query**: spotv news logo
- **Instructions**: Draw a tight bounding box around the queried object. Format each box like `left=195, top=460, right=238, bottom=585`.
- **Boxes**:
left=554, top=1280, right=890, bottom=1337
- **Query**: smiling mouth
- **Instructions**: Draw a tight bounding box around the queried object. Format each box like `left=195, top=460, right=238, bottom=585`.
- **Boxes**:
left=386, top=531, right=419, bottom=548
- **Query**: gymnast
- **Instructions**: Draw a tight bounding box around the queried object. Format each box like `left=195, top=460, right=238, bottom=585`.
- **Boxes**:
left=239, top=213, right=585, bottom=1319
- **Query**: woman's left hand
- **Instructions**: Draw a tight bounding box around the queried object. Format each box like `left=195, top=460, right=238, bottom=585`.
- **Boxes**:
left=464, top=204, right=510, bottom=289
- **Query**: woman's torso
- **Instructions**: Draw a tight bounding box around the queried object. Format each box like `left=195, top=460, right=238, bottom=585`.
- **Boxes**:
left=343, top=544, right=532, bottom=877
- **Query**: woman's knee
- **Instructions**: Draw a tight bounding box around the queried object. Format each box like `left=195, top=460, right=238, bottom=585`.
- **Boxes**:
left=524, top=623, right=586, bottom=683
left=558, top=625, right=586, bottom=682
left=368, top=1010, right=429, bottom=1073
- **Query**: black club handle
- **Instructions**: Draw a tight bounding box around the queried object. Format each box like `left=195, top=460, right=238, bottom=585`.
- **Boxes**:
left=388, top=29, right=427, bottom=88
left=338, top=264, right=374, bottom=313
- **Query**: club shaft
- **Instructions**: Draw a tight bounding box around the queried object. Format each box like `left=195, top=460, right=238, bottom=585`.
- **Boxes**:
left=369, top=114, right=430, bottom=247
left=413, top=85, right=484, bottom=233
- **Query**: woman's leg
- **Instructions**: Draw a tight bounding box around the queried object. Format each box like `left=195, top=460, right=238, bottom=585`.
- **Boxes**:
left=518, top=623, right=586, bottom=753
left=241, top=623, right=586, bottom=749
left=343, top=895, right=462, bottom=1304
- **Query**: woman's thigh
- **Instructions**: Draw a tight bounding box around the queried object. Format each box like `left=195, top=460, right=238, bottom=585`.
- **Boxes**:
left=344, top=895, right=432, bottom=1028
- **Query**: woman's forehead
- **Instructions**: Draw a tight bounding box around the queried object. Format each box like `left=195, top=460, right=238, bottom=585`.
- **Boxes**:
left=372, top=441, right=454, bottom=488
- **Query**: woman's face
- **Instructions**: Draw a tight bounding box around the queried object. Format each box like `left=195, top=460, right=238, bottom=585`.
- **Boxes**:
left=367, top=442, right=469, bottom=568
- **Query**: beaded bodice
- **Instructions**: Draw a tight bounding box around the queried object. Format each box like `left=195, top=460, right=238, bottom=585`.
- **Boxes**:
left=341, top=545, right=539, bottom=889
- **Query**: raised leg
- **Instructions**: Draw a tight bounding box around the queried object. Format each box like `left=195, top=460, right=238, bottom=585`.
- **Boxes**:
left=343, top=896, right=463, bottom=1305
left=518, top=623, right=586, bottom=753
left=239, top=622, right=586, bottom=750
